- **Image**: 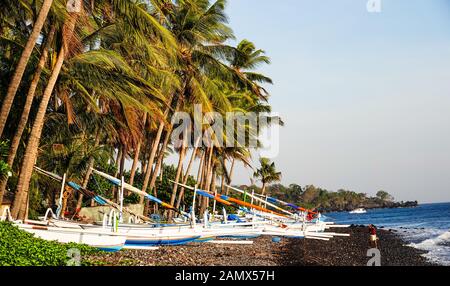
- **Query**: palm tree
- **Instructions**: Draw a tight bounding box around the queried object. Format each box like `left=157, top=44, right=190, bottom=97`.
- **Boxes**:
left=1, top=0, right=284, bottom=221
left=0, top=0, right=54, bottom=136
left=228, top=39, right=273, bottom=101
left=12, top=11, right=79, bottom=219
left=0, top=24, right=56, bottom=200
left=253, top=157, right=282, bottom=196
left=10, top=0, right=178, bottom=219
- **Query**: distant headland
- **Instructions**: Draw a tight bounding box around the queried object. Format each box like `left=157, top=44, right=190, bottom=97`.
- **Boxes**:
left=238, top=184, right=418, bottom=213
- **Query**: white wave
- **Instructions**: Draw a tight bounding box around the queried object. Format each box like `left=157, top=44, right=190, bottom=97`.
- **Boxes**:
left=410, top=231, right=450, bottom=248
left=407, top=230, right=450, bottom=266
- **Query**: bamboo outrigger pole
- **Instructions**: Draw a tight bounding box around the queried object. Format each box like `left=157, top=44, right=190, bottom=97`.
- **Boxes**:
left=171, top=181, right=288, bottom=218
left=91, top=168, right=191, bottom=219
left=33, top=166, right=151, bottom=222
left=170, top=181, right=289, bottom=228
left=252, top=192, right=318, bottom=215
left=225, top=185, right=295, bottom=217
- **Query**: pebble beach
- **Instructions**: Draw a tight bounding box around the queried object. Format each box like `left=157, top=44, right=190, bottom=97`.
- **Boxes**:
left=85, top=226, right=437, bottom=266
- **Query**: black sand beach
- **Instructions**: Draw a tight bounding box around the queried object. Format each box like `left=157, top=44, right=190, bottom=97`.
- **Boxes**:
left=85, top=226, right=437, bottom=266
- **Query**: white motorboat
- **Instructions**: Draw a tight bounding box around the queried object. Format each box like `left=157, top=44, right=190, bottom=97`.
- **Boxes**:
left=349, top=208, right=367, bottom=214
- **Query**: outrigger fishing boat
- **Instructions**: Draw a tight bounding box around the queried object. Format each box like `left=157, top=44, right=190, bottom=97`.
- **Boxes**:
left=26, top=168, right=264, bottom=246
left=0, top=207, right=126, bottom=252
left=11, top=166, right=350, bottom=251
left=171, top=181, right=350, bottom=240
left=14, top=168, right=200, bottom=247
left=15, top=222, right=127, bottom=252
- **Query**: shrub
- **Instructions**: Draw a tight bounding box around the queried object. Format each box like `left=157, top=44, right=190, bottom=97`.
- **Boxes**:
left=0, top=222, right=99, bottom=266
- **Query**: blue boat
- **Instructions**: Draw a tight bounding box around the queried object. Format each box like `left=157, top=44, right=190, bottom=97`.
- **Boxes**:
left=218, top=234, right=261, bottom=240
left=98, top=245, right=125, bottom=252
left=125, top=235, right=201, bottom=246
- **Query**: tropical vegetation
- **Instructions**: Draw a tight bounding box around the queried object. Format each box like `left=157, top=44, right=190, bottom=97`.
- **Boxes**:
left=0, top=0, right=281, bottom=221
left=261, top=184, right=417, bottom=212
left=0, top=221, right=99, bottom=266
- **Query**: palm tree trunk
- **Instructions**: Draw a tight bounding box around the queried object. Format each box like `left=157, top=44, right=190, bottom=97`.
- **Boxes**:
left=147, top=95, right=182, bottom=197
left=0, top=25, right=56, bottom=206
left=158, top=161, right=163, bottom=182
left=139, top=108, right=170, bottom=204
left=76, top=128, right=101, bottom=210
left=168, top=145, right=186, bottom=221
left=192, top=149, right=205, bottom=212
left=175, top=136, right=201, bottom=209
left=129, top=113, right=147, bottom=186
left=0, top=0, right=54, bottom=136
left=200, top=146, right=214, bottom=214
left=198, top=152, right=206, bottom=187
left=204, top=147, right=214, bottom=205
left=220, top=173, right=225, bottom=195
left=225, top=158, right=235, bottom=195
left=211, top=168, right=217, bottom=215
left=24, top=192, right=29, bottom=220
left=196, top=150, right=205, bottom=182
left=139, top=137, right=158, bottom=204
left=142, top=158, right=148, bottom=176
left=141, top=128, right=167, bottom=216
left=11, top=13, right=79, bottom=220
left=261, top=182, right=267, bottom=196
left=60, top=187, right=70, bottom=218
left=149, top=129, right=171, bottom=197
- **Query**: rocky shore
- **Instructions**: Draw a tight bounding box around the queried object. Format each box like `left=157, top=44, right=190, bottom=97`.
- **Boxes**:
left=85, top=226, right=437, bottom=266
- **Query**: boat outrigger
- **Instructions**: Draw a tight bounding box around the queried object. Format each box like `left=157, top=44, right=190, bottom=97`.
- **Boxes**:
left=3, top=167, right=351, bottom=252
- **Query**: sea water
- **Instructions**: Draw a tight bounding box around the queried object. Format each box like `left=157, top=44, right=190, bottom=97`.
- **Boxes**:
left=324, top=203, right=450, bottom=265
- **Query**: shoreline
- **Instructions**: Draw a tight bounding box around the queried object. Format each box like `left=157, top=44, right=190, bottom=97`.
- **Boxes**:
left=85, top=226, right=438, bottom=266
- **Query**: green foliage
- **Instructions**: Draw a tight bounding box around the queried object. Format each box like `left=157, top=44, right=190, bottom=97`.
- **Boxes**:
left=253, top=157, right=282, bottom=186
left=265, top=184, right=397, bottom=212
left=87, top=163, right=118, bottom=203
left=0, top=0, right=278, bottom=221
left=0, top=140, right=11, bottom=180
left=376, top=190, right=394, bottom=202
left=0, top=222, right=99, bottom=266
left=0, top=160, right=11, bottom=180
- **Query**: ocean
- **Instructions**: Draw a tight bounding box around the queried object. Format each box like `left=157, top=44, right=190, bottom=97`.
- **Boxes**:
left=324, top=202, right=450, bottom=266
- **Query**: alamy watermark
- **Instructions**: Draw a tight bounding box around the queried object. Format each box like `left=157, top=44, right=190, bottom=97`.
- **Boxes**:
left=170, top=105, right=281, bottom=158
left=67, top=0, right=82, bottom=13
left=67, top=248, right=81, bottom=266
left=367, top=248, right=381, bottom=266
left=367, top=0, right=382, bottom=13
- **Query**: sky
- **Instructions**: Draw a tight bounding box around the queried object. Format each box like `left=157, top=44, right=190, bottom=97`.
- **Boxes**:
left=223, top=0, right=450, bottom=204
left=161, top=0, right=450, bottom=203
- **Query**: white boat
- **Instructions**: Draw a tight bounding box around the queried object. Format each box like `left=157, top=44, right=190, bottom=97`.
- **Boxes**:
left=16, top=223, right=126, bottom=252
left=349, top=208, right=367, bottom=214
left=28, top=217, right=263, bottom=245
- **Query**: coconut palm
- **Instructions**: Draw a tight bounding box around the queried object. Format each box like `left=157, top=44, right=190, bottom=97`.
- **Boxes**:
left=10, top=0, right=177, bottom=219
left=0, top=0, right=54, bottom=136
left=1, top=0, right=284, bottom=221
left=253, top=157, right=282, bottom=196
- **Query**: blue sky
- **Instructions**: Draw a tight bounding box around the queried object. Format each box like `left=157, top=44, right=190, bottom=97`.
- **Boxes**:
left=220, top=0, right=450, bottom=203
